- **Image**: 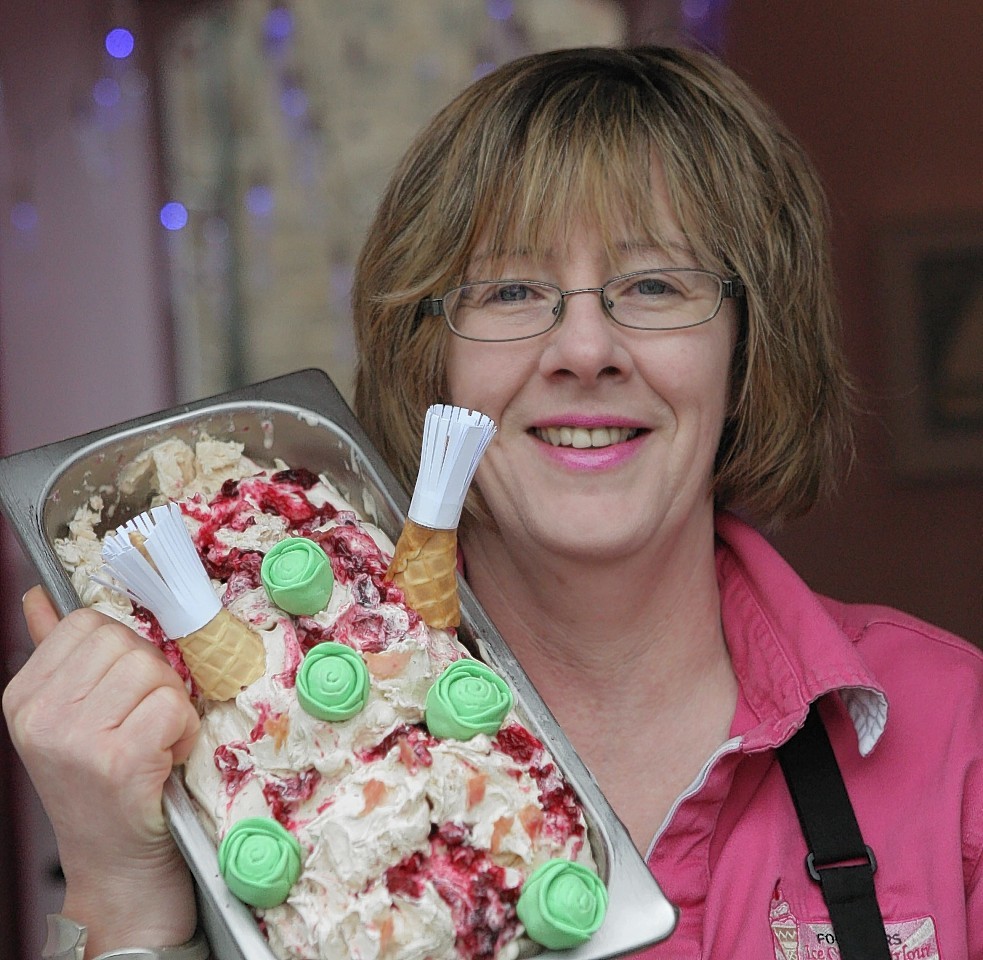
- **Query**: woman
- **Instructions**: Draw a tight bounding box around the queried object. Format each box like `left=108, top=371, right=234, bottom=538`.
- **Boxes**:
left=6, top=46, right=982, bottom=959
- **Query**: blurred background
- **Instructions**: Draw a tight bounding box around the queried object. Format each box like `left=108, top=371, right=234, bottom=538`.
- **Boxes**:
left=1, top=0, right=980, bottom=955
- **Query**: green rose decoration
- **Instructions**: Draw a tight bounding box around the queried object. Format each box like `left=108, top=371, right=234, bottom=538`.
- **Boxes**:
left=424, top=658, right=513, bottom=740
left=516, top=859, right=608, bottom=950
left=296, top=642, right=370, bottom=721
left=218, top=817, right=302, bottom=909
left=261, top=537, right=333, bottom=615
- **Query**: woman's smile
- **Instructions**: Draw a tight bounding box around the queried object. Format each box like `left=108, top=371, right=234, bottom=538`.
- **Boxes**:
left=529, top=421, right=650, bottom=471
left=532, top=425, right=645, bottom=448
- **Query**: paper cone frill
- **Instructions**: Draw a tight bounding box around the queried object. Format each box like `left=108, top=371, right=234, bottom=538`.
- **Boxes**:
left=99, top=502, right=266, bottom=700
left=387, top=406, right=496, bottom=629
left=407, top=405, right=497, bottom=531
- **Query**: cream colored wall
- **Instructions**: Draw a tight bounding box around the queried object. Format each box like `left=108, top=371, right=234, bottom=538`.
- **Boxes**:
left=157, top=0, right=627, bottom=403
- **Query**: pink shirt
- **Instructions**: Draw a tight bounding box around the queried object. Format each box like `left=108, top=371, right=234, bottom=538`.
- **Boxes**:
left=636, top=512, right=983, bottom=959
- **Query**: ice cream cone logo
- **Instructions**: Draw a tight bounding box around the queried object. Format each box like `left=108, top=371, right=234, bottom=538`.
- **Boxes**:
left=772, top=919, right=799, bottom=960
left=769, top=885, right=799, bottom=960
left=98, top=502, right=266, bottom=700
left=386, top=405, right=496, bottom=628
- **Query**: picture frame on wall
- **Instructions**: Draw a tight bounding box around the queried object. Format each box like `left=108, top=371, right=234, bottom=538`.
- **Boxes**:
left=878, top=215, right=983, bottom=479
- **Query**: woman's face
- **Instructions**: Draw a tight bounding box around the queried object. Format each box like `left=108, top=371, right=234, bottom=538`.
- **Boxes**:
left=444, top=161, right=737, bottom=565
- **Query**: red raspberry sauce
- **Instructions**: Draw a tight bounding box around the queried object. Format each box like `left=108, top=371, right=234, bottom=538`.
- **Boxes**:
left=261, top=768, right=322, bottom=828
left=314, top=524, right=389, bottom=585
left=185, top=471, right=338, bottom=580
left=495, top=723, right=585, bottom=846
left=386, top=823, right=521, bottom=960
left=214, top=743, right=254, bottom=798
left=357, top=724, right=436, bottom=771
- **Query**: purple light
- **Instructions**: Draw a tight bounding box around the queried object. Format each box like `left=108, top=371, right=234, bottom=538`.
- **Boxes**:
left=279, top=86, right=308, bottom=119
left=681, top=0, right=712, bottom=21
left=11, top=201, right=39, bottom=232
left=105, top=27, right=135, bottom=59
left=160, top=201, right=189, bottom=231
left=246, top=185, right=275, bottom=218
left=264, top=7, right=293, bottom=43
left=92, top=77, right=121, bottom=108
left=679, top=0, right=730, bottom=50
left=472, top=62, right=496, bottom=81
left=486, top=0, right=513, bottom=20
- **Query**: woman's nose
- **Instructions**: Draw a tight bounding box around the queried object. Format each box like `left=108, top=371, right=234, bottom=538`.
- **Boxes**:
left=538, top=288, right=630, bottom=383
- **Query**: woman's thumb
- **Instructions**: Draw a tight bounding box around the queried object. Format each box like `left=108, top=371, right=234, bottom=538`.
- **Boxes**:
left=22, top=586, right=61, bottom=647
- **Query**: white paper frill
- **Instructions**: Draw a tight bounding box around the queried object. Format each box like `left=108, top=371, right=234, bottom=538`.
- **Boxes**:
left=96, top=502, right=220, bottom=639
left=407, top=404, right=497, bottom=530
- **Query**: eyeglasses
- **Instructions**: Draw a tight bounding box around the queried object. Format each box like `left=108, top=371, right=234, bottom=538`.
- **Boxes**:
left=418, top=269, right=745, bottom=343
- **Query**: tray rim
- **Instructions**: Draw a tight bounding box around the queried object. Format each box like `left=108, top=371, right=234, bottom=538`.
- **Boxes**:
left=0, top=367, right=678, bottom=959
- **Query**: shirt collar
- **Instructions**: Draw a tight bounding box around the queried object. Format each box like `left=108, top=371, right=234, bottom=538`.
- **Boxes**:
left=715, top=512, right=888, bottom=757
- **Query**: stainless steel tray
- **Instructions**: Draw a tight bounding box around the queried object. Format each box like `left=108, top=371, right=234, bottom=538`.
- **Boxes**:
left=0, top=368, right=677, bottom=960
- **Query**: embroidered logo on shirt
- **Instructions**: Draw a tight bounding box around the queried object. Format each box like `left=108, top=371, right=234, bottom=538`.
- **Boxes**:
left=770, top=884, right=939, bottom=960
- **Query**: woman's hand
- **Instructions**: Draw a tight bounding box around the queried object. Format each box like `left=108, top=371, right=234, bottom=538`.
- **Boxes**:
left=2, top=587, right=201, bottom=953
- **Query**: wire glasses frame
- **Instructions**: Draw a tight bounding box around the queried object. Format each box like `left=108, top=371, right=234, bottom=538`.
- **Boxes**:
left=418, top=268, right=746, bottom=343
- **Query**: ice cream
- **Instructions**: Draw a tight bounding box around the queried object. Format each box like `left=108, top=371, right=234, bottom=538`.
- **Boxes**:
left=55, top=437, right=599, bottom=960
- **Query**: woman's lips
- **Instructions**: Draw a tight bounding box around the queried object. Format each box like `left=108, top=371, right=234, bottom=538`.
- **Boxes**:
left=533, top=425, right=641, bottom=449
left=529, top=425, right=648, bottom=469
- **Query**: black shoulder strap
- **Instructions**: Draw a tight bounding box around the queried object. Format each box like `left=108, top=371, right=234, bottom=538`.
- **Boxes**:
left=776, top=704, right=892, bottom=960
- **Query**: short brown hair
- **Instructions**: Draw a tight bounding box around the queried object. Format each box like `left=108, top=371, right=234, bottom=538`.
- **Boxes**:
left=353, top=45, right=855, bottom=529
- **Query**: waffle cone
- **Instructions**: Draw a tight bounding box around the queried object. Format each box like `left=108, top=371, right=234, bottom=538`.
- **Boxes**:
left=176, top=607, right=266, bottom=700
left=386, top=519, right=460, bottom=628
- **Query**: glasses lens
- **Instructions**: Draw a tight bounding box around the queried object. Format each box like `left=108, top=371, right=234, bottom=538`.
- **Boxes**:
left=444, top=281, right=560, bottom=341
left=605, top=270, right=723, bottom=329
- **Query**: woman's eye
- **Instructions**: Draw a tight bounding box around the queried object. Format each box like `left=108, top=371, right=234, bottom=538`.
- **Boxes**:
left=493, top=283, right=532, bottom=303
left=634, top=277, right=674, bottom=296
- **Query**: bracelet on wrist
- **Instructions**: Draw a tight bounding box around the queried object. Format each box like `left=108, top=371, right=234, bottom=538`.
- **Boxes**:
left=42, top=915, right=209, bottom=960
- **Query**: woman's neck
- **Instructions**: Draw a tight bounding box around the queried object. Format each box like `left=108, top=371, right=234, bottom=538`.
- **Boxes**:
left=460, top=514, right=739, bottom=849
left=459, top=513, right=731, bottom=716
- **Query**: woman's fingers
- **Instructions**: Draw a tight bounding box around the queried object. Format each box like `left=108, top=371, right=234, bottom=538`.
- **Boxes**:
left=7, top=594, right=202, bottom=952
left=22, top=585, right=61, bottom=647
left=120, top=683, right=201, bottom=770
left=6, top=612, right=167, bottom=738
left=84, top=639, right=188, bottom=730
left=4, top=603, right=199, bottom=849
